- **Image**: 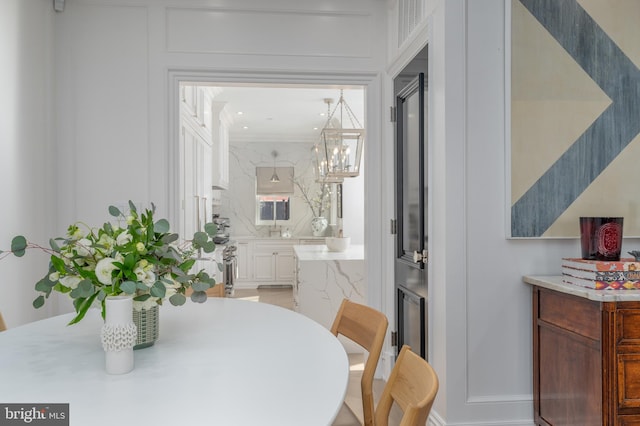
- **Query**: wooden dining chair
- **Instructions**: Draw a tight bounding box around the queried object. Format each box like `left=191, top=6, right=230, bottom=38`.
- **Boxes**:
left=374, top=345, right=439, bottom=426
left=0, top=311, right=7, bottom=332
left=330, top=298, right=388, bottom=426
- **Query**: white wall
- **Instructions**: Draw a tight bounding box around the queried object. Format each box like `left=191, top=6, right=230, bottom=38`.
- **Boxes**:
left=218, top=140, right=364, bottom=242
left=0, top=0, right=57, bottom=327
left=386, top=1, right=640, bottom=425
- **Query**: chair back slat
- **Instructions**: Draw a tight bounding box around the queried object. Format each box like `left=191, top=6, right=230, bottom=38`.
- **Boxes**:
left=330, top=299, right=388, bottom=426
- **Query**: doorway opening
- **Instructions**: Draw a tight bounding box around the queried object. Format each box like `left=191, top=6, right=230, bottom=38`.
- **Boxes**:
left=175, top=82, right=366, bottom=242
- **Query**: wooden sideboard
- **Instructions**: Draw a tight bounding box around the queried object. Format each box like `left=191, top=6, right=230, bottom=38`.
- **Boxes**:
left=526, top=276, right=640, bottom=426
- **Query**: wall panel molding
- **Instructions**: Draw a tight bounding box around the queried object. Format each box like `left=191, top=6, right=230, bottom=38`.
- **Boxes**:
left=166, top=6, right=373, bottom=58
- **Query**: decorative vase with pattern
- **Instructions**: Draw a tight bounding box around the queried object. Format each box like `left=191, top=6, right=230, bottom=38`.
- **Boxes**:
left=101, top=295, right=137, bottom=374
left=132, top=305, right=159, bottom=350
left=311, top=217, right=328, bottom=237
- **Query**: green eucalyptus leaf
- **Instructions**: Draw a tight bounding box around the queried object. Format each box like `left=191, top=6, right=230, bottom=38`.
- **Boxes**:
left=48, top=238, right=61, bottom=252
left=71, top=279, right=94, bottom=299
left=169, top=293, right=187, bottom=306
left=35, top=276, right=55, bottom=293
left=120, top=281, right=137, bottom=294
left=136, top=282, right=149, bottom=291
left=133, top=294, right=151, bottom=302
left=201, top=241, right=216, bottom=253
left=174, top=274, right=191, bottom=284
left=190, top=291, right=207, bottom=303
left=33, top=295, right=45, bottom=309
left=191, top=281, right=211, bottom=292
left=193, top=231, right=208, bottom=246
left=154, top=219, right=170, bottom=234
left=161, top=233, right=179, bottom=244
left=204, top=222, right=218, bottom=236
left=108, top=205, right=121, bottom=217
left=128, top=200, right=137, bottom=213
left=150, top=281, right=166, bottom=298
left=11, top=236, right=27, bottom=257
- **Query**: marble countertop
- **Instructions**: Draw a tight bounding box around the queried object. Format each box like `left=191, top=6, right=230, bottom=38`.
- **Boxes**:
left=523, top=275, right=640, bottom=302
left=293, top=244, right=364, bottom=261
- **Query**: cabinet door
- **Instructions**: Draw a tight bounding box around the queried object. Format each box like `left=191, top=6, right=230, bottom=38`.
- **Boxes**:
left=211, top=102, right=230, bottom=190
left=275, top=252, right=296, bottom=282
left=236, top=242, right=250, bottom=281
left=253, top=252, right=275, bottom=281
left=181, top=125, right=199, bottom=239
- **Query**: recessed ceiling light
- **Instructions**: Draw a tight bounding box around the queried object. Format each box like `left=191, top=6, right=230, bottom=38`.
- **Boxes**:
left=243, top=126, right=249, bottom=130
left=237, top=111, right=244, bottom=115
left=319, top=113, right=326, bottom=117
left=313, top=127, right=318, bottom=130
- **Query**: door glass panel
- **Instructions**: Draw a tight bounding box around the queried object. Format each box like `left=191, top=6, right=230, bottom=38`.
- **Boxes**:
left=402, top=91, right=421, bottom=256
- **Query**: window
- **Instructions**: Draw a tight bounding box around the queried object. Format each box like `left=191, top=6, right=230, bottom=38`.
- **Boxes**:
left=256, top=195, right=290, bottom=224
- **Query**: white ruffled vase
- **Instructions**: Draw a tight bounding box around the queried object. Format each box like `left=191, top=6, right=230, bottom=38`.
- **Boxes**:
left=101, top=295, right=137, bottom=375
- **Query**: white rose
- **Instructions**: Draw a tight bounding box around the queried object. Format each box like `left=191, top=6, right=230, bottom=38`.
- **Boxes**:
left=60, top=275, right=82, bottom=289
left=97, top=234, right=115, bottom=254
left=95, top=258, right=118, bottom=285
left=143, top=270, right=156, bottom=286
left=116, top=231, right=132, bottom=246
left=75, top=238, right=94, bottom=257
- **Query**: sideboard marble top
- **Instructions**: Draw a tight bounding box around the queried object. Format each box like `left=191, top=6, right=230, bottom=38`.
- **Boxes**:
left=524, top=275, right=640, bottom=302
left=293, top=244, right=364, bottom=261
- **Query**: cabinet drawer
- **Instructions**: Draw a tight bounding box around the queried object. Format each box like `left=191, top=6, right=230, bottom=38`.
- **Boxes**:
left=618, top=353, right=640, bottom=410
left=618, top=309, right=640, bottom=346
left=538, top=289, right=601, bottom=341
left=618, top=414, right=640, bottom=426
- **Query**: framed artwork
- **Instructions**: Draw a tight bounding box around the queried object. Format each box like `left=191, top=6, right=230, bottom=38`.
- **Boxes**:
left=509, top=0, right=640, bottom=238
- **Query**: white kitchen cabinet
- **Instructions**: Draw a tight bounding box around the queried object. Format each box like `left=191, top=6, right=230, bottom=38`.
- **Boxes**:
left=234, top=239, right=299, bottom=289
left=211, top=102, right=231, bottom=191
left=179, top=86, right=213, bottom=241
left=252, top=241, right=295, bottom=285
left=235, top=242, right=250, bottom=282
left=179, top=123, right=212, bottom=239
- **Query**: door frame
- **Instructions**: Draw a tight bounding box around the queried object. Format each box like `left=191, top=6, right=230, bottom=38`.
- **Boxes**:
left=165, top=68, right=389, bottom=360
left=388, top=34, right=433, bottom=365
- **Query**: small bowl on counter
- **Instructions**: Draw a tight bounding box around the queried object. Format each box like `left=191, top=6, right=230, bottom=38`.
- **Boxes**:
left=325, top=236, right=351, bottom=252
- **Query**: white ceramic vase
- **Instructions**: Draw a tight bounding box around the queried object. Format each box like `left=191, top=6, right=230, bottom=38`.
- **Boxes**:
left=311, top=217, right=328, bottom=237
left=101, top=295, right=137, bottom=375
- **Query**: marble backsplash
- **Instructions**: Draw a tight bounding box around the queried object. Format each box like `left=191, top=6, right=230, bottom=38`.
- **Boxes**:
left=214, top=141, right=363, bottom=239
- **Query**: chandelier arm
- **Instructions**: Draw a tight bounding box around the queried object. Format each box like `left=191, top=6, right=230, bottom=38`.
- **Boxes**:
left=342, top=100, right=363, bottom=129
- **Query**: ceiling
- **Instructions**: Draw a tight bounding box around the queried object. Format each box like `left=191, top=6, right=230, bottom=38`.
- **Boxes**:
left=195, top=84, right=365, bottom=144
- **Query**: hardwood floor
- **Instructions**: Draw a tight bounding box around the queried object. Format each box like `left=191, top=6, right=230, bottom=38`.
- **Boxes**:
left=231, top=286, right=401, bottom=426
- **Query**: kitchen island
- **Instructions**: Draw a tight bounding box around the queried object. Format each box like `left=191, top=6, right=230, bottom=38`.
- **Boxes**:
left=293, top=244, right=365, bottom=353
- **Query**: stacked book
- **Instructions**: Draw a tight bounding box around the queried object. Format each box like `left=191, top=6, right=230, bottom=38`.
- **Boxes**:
left=562, top=258, right=640, bottom=290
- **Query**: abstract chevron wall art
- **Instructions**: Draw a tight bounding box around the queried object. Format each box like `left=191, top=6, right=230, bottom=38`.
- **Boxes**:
left=510, top=0, right=640, bottom=238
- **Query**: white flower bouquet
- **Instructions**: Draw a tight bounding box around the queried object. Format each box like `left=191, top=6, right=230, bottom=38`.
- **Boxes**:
left=2, top=201, right=218, bottom=324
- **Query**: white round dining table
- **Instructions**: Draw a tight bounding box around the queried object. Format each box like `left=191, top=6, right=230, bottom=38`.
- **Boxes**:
left=0, top=298, right=349, bottom=426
